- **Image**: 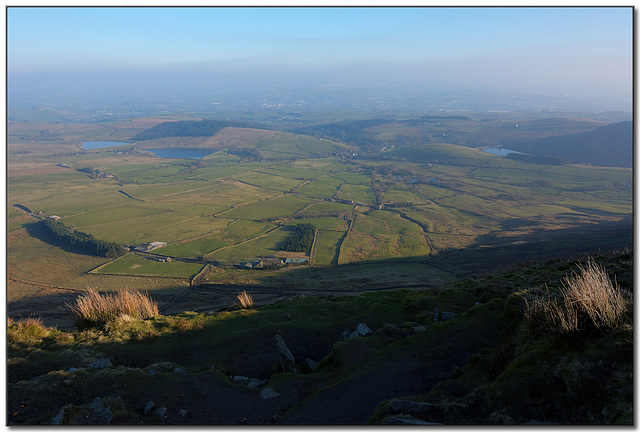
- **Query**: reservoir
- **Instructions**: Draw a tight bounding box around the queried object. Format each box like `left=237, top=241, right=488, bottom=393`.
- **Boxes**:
left=144, top=148, right=216, bottom=160
left=482, top=147, right=528, bottom=156
left=82, top=141, right=132, bottom=149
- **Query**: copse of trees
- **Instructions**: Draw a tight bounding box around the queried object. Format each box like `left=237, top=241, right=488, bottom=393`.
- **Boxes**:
left=39, top=218, right=126, bottom=258
left=280, top=223, right=316, bottom=253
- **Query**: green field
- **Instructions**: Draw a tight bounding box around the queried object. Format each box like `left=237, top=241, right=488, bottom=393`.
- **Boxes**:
left=94, top=253, right=204, bottom=278
left=7, top=116, right=632, bottom=286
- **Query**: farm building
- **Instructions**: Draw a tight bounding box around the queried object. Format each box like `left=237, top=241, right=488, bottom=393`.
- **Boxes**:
left=132, top=242, right=168, bottom=252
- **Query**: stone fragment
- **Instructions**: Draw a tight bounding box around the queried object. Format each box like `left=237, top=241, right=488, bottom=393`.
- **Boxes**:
left=248, top=378, right=267, bottom=388
left=305, top=358, right=320, bottom=371
left=51, top=407, right=66, bottom=425
left=231, top=375, right=250, bottom=385
left=173, top=367, right=187, bottom=374
left=89, top=358, right=112, bottom=369
left=67, top=367, right=78, bottom=373
left=144, top=401, right=155, bottom=415
left=339, top=330, right=352, bottom=341
left=153, top=407, right=167, bottom=418
left=352, top=322, right=373, bottom=337
left=274, top=335, right=296, bottom=373
left=260, top=388, right=280, bottom=399
left=179, top=409, right=188, bottom=417
left=411, top=322, right=427, bottom=332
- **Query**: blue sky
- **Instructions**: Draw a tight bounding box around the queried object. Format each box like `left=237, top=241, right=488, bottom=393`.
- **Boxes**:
left=7, top=6, right=633, bottom=102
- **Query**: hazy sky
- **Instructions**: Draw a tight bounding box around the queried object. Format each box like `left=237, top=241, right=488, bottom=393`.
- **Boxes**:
left=7, top=6, right=633, bottom=105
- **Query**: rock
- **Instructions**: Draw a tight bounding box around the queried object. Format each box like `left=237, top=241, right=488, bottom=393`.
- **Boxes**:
left=144, top=401, right=155, bottom=415
left=271, top=414, right=281, bottom=423
left=153, top=407, right=167, bottom=418
left=179, top=409, right=188, bottom=417
left=475, top=302, right=482, bottom=306
left=67, top=367, right=78, bottom=373
left=89, top=358, right=112, bottom=369
left=88, top=397, right=114, bottom=425
left=147, top=369, right=159, bottom=376
left=240, top=417, right=248, bottom=424
left=305, top=358, right=319, bottom=371
left=248, top=378, right=267, bottom=388
left=411, top=322, right=427, bottom=332
left=339, top=330, right=352, bottom=341
left=441, top=311, right=455, bottom=321
left=433, top=308, right=440, bottom=322
left=385, top=416, right=442, bottom=425
left=173, top=367, right=187, bottom=374
left=231, top=375, right=250, bottom=385
left=352, top=322, right=373, bottom=337
left=260, top=388, right=280, bottom=399
left=51, top=406, right=66, bottom=425
left=209, top=365, right=216, bottom=370
left=274, top=335, right=296, bottom=373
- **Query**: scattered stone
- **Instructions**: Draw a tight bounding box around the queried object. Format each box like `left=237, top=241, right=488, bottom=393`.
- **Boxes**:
left=305, top=358, right=320, bottom=371
left=147, top=369, right=159, bottom=376
left=67, top=367, right=78, bottom=373
left=144, top=401, right=155, bottom=415
left=89, top=358, right=112, bottom=369
left=433, top=308, right=455, bottom=322
left=410, top=322, right=427, bottom=332
left=173, top=367, right=187, bottom=374
left=287, top=313, right=292, bottom=319
left=179, top=409, right=188, bottom=417
left=209, top=365, right=216, bottom=370
left=260, top=388, right=280, bottom=399
left=248, top=378, right=267, bottom=388
left=231, top=375, right=250, bottom=385
left=274, top=335, right=296, bottom=373
left=88, top=397, right=114, bottom=425
left=441, top=311, right=455, bottom=321
left=51, top=406, right=66, bottom=425
left=352, top=322, right=373, bottom=337
left=271, top=414, right=281, bottom=423
left=385, top=416, right=442, bottom=425
left=339, top=330, right=352, bottom=341
left=153, top=407, right=167, bottom=418
left=240, top=417, right=248, bottom=424
left=390, top=399, right=466, bottom=422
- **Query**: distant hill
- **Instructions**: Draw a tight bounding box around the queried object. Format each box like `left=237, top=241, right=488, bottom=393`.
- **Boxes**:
left=132, top=119, right=269, bottom=141
left=506, top=121, right=632, bottom=168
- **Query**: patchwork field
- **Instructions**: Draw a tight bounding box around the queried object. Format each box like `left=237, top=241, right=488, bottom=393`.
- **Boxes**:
left=7, top=115, right=633, bottom=323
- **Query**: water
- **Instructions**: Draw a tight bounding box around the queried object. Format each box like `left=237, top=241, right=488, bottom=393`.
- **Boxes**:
left=82, top=141, right=131, bottom=149
left=144, top=148, right=216, bottom=160
left=482, top=147, right=528, bottom=156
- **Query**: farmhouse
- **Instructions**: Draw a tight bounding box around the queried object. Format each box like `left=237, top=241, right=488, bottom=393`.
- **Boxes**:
left=48, top=215, right=61, bottom=220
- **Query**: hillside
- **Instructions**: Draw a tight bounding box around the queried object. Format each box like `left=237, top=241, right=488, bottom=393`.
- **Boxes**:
left=7, top=250, right=632, bottom=425
left=505, top=121, right=632, bottom=168
left=131, top=119, right=267, bottom=141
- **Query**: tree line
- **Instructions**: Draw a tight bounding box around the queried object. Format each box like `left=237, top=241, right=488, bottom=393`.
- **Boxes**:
left=39, top=218, right=126, bottom=258
left=280, top=223, right=316, bottom=253
left=132, top=119, right=267, bottom=141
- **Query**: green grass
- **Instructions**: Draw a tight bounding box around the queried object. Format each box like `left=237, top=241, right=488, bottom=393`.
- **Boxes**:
left=94, top=254, right=204, bottom=278
left=313, top=229, right=345, bottom=265
left=221, top=195, right=314, bottom=220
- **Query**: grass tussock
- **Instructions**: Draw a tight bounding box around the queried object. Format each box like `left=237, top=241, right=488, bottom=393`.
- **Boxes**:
left=67, top=288, right=159, bottom=329
left=7, top=315, right=49, bottom=343
left=236, top=290, right=254, bottom=309
left=525, top=260, right=628, bottom=335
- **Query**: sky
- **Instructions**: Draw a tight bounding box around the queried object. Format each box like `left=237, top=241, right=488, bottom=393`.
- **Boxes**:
left=6, top=6, right=633, bottom=109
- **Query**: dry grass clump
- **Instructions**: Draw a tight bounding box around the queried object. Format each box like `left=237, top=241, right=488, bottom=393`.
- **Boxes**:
left=67, top=288, right=159, bottom=329
left=525, top=260, right=628, bottom=335
left=7, top=315, right=49, bottom=343
left=237, top=290, right=254, bottom=309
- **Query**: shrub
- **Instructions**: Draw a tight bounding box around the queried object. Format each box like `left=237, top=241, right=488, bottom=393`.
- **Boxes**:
left=524, top=259, right=627, bottom=335
left=67, top=288, right=159, bottom=329
left=236, top=290, right=254, bottom=310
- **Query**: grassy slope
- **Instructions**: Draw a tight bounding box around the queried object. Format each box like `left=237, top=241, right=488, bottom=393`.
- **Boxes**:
left=7, top=250, right=632, bottom=425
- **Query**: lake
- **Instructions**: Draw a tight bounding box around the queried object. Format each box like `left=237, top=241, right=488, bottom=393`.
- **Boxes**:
left=144, top=148, right=216, bottom=159
left=482, top=147, right=528, bottom=156
left=82, top=141, right=132, bottom=149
